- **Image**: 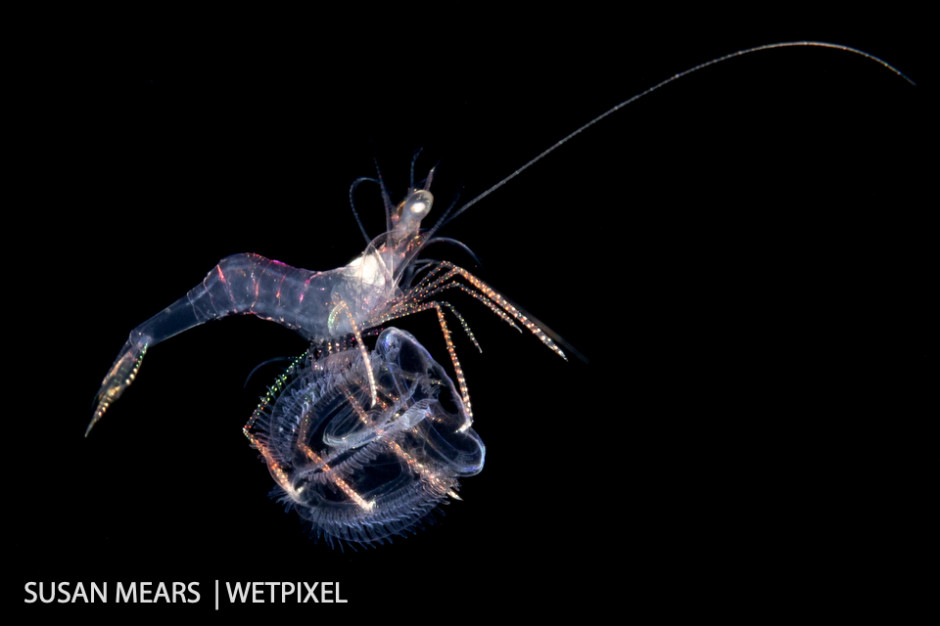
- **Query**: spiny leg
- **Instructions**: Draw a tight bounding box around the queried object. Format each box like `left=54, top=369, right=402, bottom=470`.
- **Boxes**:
left=429, top=300, right=482, bottom=353
left=404, top=261, right=567, bottom=361
left=243, top=383, right=375, bottom=512
left=330, top=298, right=379, bottom=407
left=242, top=362, right=301, bottom=500
left=376, top=263, right=569, bottom=422
left=440, top=261, right=567, bottom=359
left=415, top=281, right=523, bottom=334
left=373, top=299, right=476, bottom=421
left=295, top=444, right=375, bottom=512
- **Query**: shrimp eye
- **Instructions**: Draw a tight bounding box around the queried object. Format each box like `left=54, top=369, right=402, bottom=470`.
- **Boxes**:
left=402, top=189, right=433, bottom=218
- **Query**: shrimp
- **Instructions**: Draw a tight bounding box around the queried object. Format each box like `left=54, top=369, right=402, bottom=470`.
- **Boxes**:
left=87, top=184, right=566, bottom=437
left=87, top=41, right=913, bottom=543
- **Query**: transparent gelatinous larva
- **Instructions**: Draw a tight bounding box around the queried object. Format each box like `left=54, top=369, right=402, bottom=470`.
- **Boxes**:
left=245, top=328, right=484, bottom=546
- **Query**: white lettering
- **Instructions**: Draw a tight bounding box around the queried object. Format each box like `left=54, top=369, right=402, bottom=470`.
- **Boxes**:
left=24, top=582, right=37, bottom=604
left=23, top=582, right=201, bottom=605
left=22, top=582, right=110, bottom=604
left=220, top=581, right=349, bottom=604
left=321, top=581, right=347, bottom=603
left=281, top=582, right=295, bottom=603
left=91, top=582, right=107, bottom=603
left=153, top=581, right=170, bottom=603
left=72, top=583, right=89, bottom=603
left=117, top=582, right=136, bottom=603
left=226, top=581, right=251, bottom=604
left=302, top=581, right=320, bottom=603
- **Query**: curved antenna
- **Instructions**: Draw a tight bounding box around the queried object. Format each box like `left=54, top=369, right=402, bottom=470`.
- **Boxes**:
left=348, top=177, right=378, bottom=244
left=371, top=156, right=395, bottom=232
left=409, top=148, right=423, bottom=190
left=439, top=41, right=915, bottom=228
left=431, top=185, right=463, bottom=232
left=422, top=236, right=483, bottom=266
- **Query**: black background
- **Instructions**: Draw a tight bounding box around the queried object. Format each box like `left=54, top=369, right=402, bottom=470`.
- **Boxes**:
left=9, top=19, right=931, bottom=619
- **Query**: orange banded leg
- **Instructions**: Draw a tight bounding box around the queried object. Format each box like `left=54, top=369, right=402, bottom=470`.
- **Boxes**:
left=405, top=262, right=566, bottom=361
left=330, top=299, right=379, bottom=407
left=379, top=300, right=475, bottom=420
left=244, top=405, right=375, bottom=512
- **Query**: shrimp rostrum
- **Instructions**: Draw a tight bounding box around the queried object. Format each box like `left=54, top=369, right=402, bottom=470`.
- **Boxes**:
left=88, top=172, right=566, bottom=543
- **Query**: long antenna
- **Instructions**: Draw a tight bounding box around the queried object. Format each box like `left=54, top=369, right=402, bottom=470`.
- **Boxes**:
left=440, top=41, right=914, bottom=227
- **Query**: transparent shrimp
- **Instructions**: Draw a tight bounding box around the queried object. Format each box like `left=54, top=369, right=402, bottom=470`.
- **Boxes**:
left=88, top=187, right=567, bottom=436
left=87, top=41, right=914, bottom=543
left=90, top=42, right=911, bottom=435
left=245, top=327, right=484, bottom=545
